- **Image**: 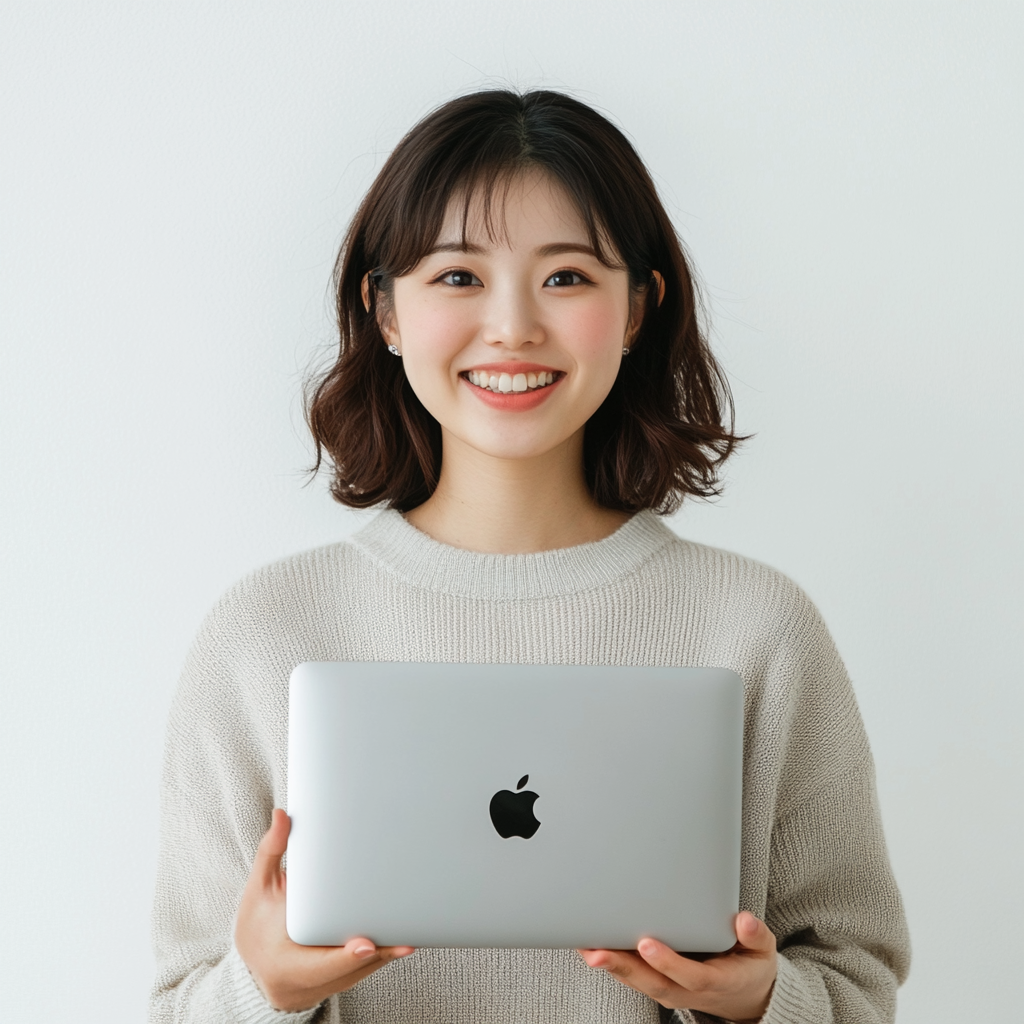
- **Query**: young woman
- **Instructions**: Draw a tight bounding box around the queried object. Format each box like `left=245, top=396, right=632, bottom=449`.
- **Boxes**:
left=151, top=90, right=910, bottom=1024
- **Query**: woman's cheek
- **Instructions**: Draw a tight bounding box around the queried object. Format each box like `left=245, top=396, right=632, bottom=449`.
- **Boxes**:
left=569, top=295, right=624, bottom=342
left=398, top=304, right=475, bottom=423
left=405, top=303, right=475, bottom=357
left=555, top=299, right=627, bottom=373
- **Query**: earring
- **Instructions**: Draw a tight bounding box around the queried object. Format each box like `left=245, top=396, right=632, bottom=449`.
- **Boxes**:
left=622, top=346, right=630, bottom=356
left=387, top=344, right=401, bottom=357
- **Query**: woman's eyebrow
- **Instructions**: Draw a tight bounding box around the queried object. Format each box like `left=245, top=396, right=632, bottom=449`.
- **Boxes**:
left=534, top=243, right=599, bottom=258
left=424, top=241, right=599, bottom=258
left=425, top=241, right=487, bottom=256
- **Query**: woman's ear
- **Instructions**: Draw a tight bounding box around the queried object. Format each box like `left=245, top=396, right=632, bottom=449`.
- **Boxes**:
left=625, top=290, right=645, bottom=349
left=652, top=270, right=665, bottom=306
left=625, top=271, right=665, bottom=347
left=363, top=272, right=401, bottom=351
left=376, top=296, right=400, bottom=352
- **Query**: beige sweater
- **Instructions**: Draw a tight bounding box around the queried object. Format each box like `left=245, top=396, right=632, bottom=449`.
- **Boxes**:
left=151, top=510, right=910, bottom=1024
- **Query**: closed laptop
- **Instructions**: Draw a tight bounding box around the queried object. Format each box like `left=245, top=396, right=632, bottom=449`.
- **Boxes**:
left=286, top=661, right=743, bottom=951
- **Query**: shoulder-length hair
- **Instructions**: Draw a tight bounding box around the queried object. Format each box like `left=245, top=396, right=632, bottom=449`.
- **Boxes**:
left=307, top=89, right=743, bottom=514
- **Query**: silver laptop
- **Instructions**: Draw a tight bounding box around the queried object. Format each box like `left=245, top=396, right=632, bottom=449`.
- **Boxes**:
left=286, top=661, right=743, bottom=951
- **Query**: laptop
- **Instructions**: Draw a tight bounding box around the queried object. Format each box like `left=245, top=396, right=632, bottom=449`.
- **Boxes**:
left=286, top=661, right=743, bottom=951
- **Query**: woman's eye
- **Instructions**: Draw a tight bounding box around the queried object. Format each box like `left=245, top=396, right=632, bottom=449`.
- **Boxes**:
left=544, top=270, right=587, bottom=287
left=438, top=270, right=482, bottom=287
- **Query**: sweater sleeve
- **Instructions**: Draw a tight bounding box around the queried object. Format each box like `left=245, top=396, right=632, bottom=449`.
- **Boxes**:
left=758, top=768, right=910, bottom=1024
left=750, top=590, right=911, bottom=1024
left=148, top=599, right=322, bottom=1024
left=679, top=581, right=910, bottom=1024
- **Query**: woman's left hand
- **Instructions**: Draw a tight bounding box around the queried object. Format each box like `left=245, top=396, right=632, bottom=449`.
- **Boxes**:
left=577, top=911, right=777, bottom=1023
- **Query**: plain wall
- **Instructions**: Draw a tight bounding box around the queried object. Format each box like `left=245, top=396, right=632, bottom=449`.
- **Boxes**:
left=1, top=3, right=1021, bottom=1020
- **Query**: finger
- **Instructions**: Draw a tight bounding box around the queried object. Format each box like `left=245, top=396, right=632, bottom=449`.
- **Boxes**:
left=298, top=940, right=415, bottom=993
left=340, top=939, right=416, bottom=964
left=290, top=942, right=413, bottom=1007
left=381, top=946, right=416, bottom=958
left=257, top=939, right=416, bottom=1011
left=309, top=938, right=416, bottom=974
left=635, top=939, right=716, bottom=992
left=732, top=912, right=776, bottom=954
left=577, top=949, right=692, bottom=1006
left=253, top=808, right=291, bottom=885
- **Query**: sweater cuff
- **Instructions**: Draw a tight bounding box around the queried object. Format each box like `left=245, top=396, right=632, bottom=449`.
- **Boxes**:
left=760, top=953, right=814, bottom=1024
left=224, top=943, right=323, bottom=1024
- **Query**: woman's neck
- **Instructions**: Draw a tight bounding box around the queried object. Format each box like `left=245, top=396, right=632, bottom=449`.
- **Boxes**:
left=403, top=429, right=630, bottom=554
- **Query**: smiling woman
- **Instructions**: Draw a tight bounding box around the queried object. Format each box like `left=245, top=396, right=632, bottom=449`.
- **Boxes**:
left=307, top=92, right=740, bottom=542
left=152, top=90, right=909, bottom=1024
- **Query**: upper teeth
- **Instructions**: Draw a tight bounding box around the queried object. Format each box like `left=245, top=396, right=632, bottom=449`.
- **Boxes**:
left=467, top=370, right=556, bottom=393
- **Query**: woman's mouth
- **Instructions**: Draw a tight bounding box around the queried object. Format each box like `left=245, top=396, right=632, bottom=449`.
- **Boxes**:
left=463, top=369, right=560, bottom=393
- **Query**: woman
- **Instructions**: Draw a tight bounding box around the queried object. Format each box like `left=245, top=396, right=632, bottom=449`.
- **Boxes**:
left=151, top=90, right=909, bottom=1024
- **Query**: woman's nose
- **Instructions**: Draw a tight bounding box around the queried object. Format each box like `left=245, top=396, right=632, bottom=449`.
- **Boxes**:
left=480, top=282, right=545, bottom=349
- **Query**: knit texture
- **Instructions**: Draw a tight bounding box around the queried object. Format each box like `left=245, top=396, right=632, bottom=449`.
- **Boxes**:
left=151, top=510, right=910, bottom=1024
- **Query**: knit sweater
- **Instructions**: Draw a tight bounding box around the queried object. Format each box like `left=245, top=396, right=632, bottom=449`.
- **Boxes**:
left=151, top=509, right=910, bottom=1024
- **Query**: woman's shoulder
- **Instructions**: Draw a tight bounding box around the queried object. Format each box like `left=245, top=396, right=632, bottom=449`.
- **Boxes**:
left=191, top=529, right=383, bottom=648
left=171, top=530, right=384, bottom=703
left=643, top=520, right=851, bottom=679
left=654, top=531, right=858, bottom=767
left=223, top=537, right=370, bottom=612
left=649, top=525, right=832, bottom=656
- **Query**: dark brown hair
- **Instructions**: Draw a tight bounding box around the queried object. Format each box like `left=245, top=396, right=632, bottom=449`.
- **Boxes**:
left=307, top=89, right=743, bottom=514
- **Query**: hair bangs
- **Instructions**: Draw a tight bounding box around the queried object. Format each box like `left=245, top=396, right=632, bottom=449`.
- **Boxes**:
left=367, top=114, right=626, bottom=282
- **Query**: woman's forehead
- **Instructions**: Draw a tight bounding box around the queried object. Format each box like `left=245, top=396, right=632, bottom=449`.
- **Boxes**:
left=433, top=168, right=614, bottom=259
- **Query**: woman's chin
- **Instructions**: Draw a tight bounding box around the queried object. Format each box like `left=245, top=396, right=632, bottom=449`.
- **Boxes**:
left=445, top=428, right=579, bottom=466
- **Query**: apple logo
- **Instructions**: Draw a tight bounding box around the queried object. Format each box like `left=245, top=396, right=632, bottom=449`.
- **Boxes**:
left=489, top=774, right=541, bottom=839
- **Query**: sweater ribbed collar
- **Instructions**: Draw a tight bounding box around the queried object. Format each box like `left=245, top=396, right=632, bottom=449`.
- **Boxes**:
left=348, top=508, right=677, bottom=601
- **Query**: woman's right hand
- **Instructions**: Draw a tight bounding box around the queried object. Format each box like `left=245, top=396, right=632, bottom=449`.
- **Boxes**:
left=234, top=808, right=415, bottom=1013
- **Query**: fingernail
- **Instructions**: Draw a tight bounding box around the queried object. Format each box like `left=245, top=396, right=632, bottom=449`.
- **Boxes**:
left=353, top=943, right=375, bottom=959
left=638, top=939, right=657, bottom=957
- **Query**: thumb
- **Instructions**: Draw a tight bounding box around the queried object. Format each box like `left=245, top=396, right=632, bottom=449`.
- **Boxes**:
left=734, top=912, right=776, bottom=954
left=253, top=808, right=291, bottom=885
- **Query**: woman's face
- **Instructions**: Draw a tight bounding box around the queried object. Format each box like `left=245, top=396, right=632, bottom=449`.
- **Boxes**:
left=379, top=171, right=637, bottom=464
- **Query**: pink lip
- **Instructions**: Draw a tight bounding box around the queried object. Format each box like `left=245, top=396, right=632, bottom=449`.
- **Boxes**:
left=461, top=372, right=563, bottom=411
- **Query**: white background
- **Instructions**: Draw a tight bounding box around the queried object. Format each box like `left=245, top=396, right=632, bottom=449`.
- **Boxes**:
left=1, top=3, right=1021, bottom=1021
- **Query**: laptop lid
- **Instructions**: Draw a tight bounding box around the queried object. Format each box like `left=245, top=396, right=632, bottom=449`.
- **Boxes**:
left=286, top=661, right=743, bottom=951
